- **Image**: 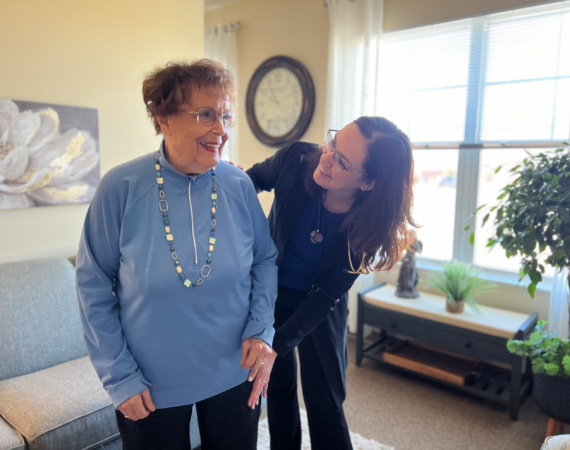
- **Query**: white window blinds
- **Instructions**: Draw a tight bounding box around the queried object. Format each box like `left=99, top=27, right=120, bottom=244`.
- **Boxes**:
left=376, top=1, right=570, bottom=146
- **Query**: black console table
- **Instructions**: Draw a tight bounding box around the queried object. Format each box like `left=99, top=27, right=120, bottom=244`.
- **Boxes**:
left=356, top=283, right=538, bottom=420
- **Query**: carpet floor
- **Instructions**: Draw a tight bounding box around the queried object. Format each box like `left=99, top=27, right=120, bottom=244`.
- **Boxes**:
left=261, top=334, right=564, bottom=450
left=258, top=408, right=394, bottom=450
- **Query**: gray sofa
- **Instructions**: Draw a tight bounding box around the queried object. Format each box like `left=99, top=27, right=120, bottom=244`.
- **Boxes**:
left=0, top=258, right=200, bottom=450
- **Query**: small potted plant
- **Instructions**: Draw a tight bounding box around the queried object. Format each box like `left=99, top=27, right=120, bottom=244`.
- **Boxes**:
left=426, top=261, right=496, bottom=313
left=507, top=320, right=570, bottom=424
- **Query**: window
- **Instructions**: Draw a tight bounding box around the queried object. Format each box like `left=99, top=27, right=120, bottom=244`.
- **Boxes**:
left=375, top=1, right=570, bottom=278
left=412, top=149, right=458, bottom=262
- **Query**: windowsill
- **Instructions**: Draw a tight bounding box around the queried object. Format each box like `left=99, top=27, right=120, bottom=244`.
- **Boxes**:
left=415, top=258, right=554, bottom=293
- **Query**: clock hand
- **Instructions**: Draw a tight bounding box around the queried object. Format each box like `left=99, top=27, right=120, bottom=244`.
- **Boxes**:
left=269, top=88, right=280, bottom=105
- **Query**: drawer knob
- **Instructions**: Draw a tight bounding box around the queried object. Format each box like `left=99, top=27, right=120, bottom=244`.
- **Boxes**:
left=391, top=323, right=398, bottom=329
left=465, top=342, right=473, bottom=349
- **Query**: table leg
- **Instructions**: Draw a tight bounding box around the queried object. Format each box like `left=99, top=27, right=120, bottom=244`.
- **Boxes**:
left=546, top=418, right=557, bottom=438
left=556, top=421, right=565, bottom=435
left=509, top=355, right=523, bottom=421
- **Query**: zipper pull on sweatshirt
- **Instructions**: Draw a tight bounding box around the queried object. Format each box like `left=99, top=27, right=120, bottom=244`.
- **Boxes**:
left=188, top=179, right=198, bottom=265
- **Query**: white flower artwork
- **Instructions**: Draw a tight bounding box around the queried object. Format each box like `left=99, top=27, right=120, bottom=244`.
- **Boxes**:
left=0, top=98, right=100, bottom=210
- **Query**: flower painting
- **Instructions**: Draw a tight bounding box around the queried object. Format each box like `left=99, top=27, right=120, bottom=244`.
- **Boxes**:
left=0, top=99, right=100, bottom=210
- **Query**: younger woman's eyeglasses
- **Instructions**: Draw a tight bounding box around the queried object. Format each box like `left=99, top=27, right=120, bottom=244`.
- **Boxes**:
left=324, top=129, right=367, bottom=175
left=180, top=108, right=236, bottom=129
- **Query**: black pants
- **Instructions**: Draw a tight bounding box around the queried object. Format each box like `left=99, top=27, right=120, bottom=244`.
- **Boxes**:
left=267, top=285, right=353, bottom=450
left=115, top=380, right=261, bottom=450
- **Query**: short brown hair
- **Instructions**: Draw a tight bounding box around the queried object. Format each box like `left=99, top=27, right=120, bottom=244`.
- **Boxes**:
left=142, top=59, right=236, bottom=134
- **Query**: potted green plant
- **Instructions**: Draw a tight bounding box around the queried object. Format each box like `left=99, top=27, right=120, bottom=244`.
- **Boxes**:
left=426, top=260, right=496, bottom=313
left=469, top=148, right=570, bottom=298
left=507, top=320, right=570, bottom=424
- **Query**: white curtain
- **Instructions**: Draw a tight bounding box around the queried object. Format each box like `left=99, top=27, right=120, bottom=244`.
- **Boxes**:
left=324, top=0, right=384, bottom=134
left=204, top=23, right=238, bottom=162
left=549, top=267, right=570, bottom=339
left=325, top=0, right=384, bottom=333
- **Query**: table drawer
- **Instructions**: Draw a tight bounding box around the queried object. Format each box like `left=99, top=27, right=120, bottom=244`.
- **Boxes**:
left=430, top=329, right=511, bottom=364
left=364, top=306, right=430, bottom=342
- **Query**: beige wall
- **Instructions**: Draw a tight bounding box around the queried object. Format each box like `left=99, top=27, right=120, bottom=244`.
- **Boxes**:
left=206, top=0, right=552, bottom=318
left=0, top=0, right=203, bottom=264
left=205, top=0, right=329, bottom=213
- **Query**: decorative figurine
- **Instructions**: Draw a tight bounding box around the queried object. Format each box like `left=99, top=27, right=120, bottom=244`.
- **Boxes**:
left=395, top=229, right=423, bottom=298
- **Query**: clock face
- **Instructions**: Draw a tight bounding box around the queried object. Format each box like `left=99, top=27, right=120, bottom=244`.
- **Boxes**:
left=253, top=68, right=303, bottom=138
left=246, top=56, right=315, bottom=147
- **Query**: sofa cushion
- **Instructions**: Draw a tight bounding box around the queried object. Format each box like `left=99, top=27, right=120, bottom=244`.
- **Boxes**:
left=0, top=356, right=119, bottom=450
left=0, top=258, right=87, bottom=381
left=0, top=416, right=25, bottom=450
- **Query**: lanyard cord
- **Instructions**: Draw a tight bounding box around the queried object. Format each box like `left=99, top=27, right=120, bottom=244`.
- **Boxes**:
left=310, top=195, right=325, bottom=245
left=316, top=196, right=322, bottom=233
left=347, top=241, right=370, bottom=275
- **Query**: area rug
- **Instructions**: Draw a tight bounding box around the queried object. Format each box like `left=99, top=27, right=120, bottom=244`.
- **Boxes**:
left=257, top=408, right=394, bottom=450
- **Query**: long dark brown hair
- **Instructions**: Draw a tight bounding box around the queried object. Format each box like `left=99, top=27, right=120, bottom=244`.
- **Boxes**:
left=304, top=116, right=417, bottom=273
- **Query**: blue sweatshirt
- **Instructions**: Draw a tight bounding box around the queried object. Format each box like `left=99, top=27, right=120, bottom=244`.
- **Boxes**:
left=76, top=142, right=278, bottom=409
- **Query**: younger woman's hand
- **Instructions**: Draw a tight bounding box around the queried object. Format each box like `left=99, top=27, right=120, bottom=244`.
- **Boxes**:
left=247, top=349, right=277, bottom=409
left=227, top=161, right=244, bottom=171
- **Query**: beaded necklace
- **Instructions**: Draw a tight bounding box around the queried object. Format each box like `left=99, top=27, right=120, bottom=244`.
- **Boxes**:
left=155, top=151, right=218, bottom=287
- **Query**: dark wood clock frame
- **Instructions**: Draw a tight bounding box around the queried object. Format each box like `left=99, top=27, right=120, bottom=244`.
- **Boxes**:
left=246, top=56, right=315, bottom=147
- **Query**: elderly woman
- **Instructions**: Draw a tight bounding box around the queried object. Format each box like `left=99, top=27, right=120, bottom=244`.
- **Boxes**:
left=76, top=59, right=277, bottom=450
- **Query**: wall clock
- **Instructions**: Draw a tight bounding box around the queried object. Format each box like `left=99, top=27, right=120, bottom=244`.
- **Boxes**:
left=246, top=56, right=315, bottom=147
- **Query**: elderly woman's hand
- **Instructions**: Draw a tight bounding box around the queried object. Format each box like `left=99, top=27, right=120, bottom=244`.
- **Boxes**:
left=117, top=388, right=156, bottom=421
left=246, top=348, right=277, bottom=409
left=241, top=338, right=272, bottom=376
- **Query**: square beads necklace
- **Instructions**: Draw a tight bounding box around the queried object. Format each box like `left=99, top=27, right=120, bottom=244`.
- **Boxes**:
left=155, top=152, right=217, bottom=287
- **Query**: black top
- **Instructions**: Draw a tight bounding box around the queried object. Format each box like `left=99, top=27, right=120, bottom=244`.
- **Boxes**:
left=279, top=198, right=348, bottom=290
left=247, top=142, right=362, bottom=355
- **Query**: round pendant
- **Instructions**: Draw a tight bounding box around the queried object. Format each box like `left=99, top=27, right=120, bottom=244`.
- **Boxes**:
left=310, top=230, right=324, bottom=244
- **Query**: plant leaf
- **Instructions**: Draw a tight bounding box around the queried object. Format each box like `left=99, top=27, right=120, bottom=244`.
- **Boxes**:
left=563, top=355, right=570, bottom=375
left=544, top=363, right=560, bottom=376
left=528, top=283, right=537, bottom=298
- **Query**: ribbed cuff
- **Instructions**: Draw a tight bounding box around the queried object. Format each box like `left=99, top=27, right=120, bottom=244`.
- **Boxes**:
left=106, top=371, right=151, bottom=409
left=242, top=320, right=275, bottom=347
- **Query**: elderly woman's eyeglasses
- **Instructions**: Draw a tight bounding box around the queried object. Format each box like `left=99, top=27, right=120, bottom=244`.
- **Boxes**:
left=324, top=129, right=367, bottom=175
left=180, top=108, right=236, bottom=129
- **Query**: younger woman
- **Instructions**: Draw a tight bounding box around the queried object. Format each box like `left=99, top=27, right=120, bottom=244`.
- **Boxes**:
left=246, top=117, right=416, bottom=449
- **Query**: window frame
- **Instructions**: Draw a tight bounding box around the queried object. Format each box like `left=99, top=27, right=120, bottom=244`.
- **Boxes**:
left=390, top=6, right=570, bottom=289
